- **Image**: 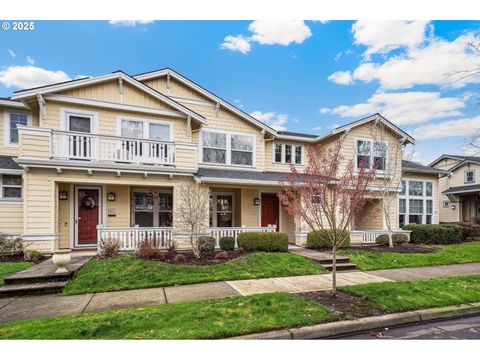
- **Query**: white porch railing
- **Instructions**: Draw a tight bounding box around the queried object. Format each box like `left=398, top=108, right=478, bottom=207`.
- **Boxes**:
left=97, top=226, right=173, bottom=251
left=209, top=226, right=277, bottom=248
left=351, top=229, right=412, bottom=244
left=52, top=130, right=175, bottom=165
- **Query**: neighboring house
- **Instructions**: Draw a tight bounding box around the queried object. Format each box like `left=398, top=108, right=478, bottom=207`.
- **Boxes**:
left=430, top=155, right=480, bottom=223
left=0, top=68, right=433, bottom=253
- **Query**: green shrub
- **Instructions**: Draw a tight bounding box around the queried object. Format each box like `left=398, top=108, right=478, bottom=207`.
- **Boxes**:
left=375, top=234, right=389, bottom=246
left=402, top=224, right=463, bottom=245
left=198, top=236, right=216, bottom=253
left=24, top=250, right=44, bottom=263
left=0, top=233, right=24, bottom=255
left=306, top=230, right=350, bottom=249
left=219, top=236, right=235, bottom=251
left=237, top=232, right=288, bottom=252
left=375, top=233, right=410, bottom=246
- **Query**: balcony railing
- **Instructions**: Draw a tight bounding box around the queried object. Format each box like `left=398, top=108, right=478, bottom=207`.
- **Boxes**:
left=52, top=130, right=175, bottom=165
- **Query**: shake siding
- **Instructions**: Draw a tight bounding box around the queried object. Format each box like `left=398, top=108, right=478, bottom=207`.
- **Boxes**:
left=448, top=163, right=480, bottom=187
left=432, top=158, right=462, bottom=171
left=0, top=203, right=23, bottom=234
left=143, top=77, right=211, bottom=102
left=61, top=81, right=173, bottom=110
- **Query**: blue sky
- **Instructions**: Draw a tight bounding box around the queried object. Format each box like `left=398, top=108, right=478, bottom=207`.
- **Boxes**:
left=1, top=20, right=479, bottom=164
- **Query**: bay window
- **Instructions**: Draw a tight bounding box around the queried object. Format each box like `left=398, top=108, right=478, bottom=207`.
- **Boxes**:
left=356, top=139, right=387, bottom=171
left=398, top=179, right=434, bottom=226
left=0, top=174, right=22, bottom=200
left=202, top=130, right=254, bottom=166
left=273, top=143, right=303, bottom=165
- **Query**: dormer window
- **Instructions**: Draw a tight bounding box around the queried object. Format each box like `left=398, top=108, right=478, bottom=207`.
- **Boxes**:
left=273, top=143, right=303, bottom=165
left=465, top=169, right=475, bottom=184
left=356, top=139, right=387, bottom=171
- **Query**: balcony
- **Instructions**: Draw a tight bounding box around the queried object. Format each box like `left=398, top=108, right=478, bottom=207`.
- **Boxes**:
left=51, top=130, right=175, bottom=166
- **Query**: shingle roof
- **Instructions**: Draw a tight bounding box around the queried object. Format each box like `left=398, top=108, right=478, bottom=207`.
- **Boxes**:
left=442, top=184, right=480, bottom=195
left=0, top=156, right=21, bottom=170
left=277, top=131, right=318, bottom=139
left=402, top=160, right=447, bottom=174
left=196, top=168, right=306, bottom=183
left=443, top=154, right=480, bottom=162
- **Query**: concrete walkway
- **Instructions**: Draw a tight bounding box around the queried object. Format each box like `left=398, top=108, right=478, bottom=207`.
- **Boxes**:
left=1, top=262, right=479, bottom=324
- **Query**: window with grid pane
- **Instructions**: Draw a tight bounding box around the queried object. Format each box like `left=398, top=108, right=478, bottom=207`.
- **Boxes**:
left=1, top=174, right=23, bottom=199
left=8, top=113, right=28, bottom=144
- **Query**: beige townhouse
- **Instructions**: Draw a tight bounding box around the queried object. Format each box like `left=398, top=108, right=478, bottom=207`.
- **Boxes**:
left=0, top=68, right=442, bottom=253
left=430, top=155, right=480, bottom=223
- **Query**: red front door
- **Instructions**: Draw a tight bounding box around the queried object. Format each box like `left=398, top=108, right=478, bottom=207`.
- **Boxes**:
left=77, top=188, right=100, bottom=245
left=261, top=193, right=279, bottom=231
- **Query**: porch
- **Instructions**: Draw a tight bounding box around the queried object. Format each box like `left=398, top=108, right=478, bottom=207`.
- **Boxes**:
left=442, top=184, right=480, bottom=223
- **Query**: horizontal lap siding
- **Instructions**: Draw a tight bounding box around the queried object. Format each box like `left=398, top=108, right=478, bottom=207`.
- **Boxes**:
left=0, top=203, right=23, bottom=234
left=105, top=184, right=131, bottom=228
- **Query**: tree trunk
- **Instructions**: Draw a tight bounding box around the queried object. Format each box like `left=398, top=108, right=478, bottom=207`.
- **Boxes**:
left=332, top=243, right=337, bottom=295
left=388, top=230, right=393, bottom=248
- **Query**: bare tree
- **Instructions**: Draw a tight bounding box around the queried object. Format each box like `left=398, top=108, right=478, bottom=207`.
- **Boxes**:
left=278, top=142, right=375, bottom=294
left=369, top=121, right=406, bottom=247
left=174, top=179, right=210, bottom=258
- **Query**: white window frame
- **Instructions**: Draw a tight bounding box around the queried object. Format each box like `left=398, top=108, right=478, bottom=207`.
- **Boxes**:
left=355, top=137, right=389, bottom=173
left=131, top=188, right=173, bottom=227
left=442, top=200, right=450, bottom=209
left=116, top=115, right=174, bottom=141
left=200, top=129, right=256, bottom=168
left=61, top=107, right=99, bottom=134
left=398, top=178, right=435, bottom=227
left=464, top=169, right=475, bottom=184
left=272, top=142, right=304, bottom=165
left=0, top=174, right=23, bottom=200
left=210, top=192, right=235, bottom=227
left=3, top=110, right=32, bottom=147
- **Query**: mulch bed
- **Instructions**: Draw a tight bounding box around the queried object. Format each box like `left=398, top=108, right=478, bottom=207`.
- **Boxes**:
left=161, top=249, right=246, bottom=265
left=348, top=244, right=438, bottom=254
left=299, top=291, right=387, bottom=321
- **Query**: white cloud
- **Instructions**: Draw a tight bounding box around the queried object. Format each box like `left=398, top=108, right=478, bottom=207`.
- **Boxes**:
left=220, top=35, right=251, bottom=54
left=411, top=115, right=480, bottom=140
left=352, top=21, right=429, bottom=56
left=7, top=49, right=15, bottom=59
left=26, top=56, right=34, bottom=65
left=0, top=65, right=71, bottom=89
left=319, top=107, right=330, bottom=114
left=250, top=110, right=288, bottom=131
left=328, top=91, right=465, bottom=125
left=328, top=71, right=354, bottom=85
left=351, top=32, right=480, bottom=90
left=249, top=20, right=312, bottom=46
left=292, top=118, right=300, bottom=123
left=108, top=20, right=154, bottom=27
left=312, top=126, right=322, bottom=131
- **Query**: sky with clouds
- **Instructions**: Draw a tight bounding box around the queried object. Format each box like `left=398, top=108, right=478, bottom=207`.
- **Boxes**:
left=1, top=20, right=479, bottom=164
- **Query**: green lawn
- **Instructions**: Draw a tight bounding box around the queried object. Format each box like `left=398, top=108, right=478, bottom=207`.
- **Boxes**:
left=0, top=262, right=33, bottom=286
left=341, top=275, right=480, bottom=312
left=0, top=293, right=332, bottom=339
left=64, top=252, right=327, bottom=295
left=341, top=241, right=480, bottom=271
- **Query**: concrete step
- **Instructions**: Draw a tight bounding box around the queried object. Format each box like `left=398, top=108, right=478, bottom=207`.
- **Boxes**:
left=323, top=263, right=357, bottom=271
left=4, top=273, right=72, bottom=286
left=313, top=257, right=350, bottom=265
left=0, top=281, right=68, bottom=298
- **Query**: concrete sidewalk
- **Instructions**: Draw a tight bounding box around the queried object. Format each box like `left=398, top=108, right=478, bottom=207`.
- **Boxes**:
left=1, top=262, right=479, bottom=324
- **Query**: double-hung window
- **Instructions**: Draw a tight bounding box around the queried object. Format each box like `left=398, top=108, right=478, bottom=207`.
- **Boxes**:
left=120, top=118, right=172, bottom=141
left=132, top=189, right=173, bottom=227
left=465, top=169, right=475, bottom=184
left=202, top=130, right=255, bottom=166
left=356, top=139, right=387, bottom=171
left=273, top=143, right=303, bottom=165
left=4, top=112, right=30, bottom=146
left=0, top=174, right=22, bottom=200
left=398, top=179, right=434, bottom=227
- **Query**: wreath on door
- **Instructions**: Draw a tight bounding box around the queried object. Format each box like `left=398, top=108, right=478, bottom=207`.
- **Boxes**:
left=80, top=196, right=97, bottom=209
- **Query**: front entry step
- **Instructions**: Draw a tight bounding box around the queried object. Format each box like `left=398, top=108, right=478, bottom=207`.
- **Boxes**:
left=288, top=245, right=357, bottom=272
left=322, top=263, right=357, bottom=272
left=0, top=281, right=68, bottom=297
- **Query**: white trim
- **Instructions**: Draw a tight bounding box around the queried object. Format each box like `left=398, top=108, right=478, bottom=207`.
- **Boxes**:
left=0, top=199, right=23, bottom=204
left=17, top=125, right=51, bottom=136
left=134, top=69, right=275, bottom=134
left=169, top=96, right=216, bottom=108
left=46, top=94, right=188, bottom=119
left=398, top=177, right=435, bottom=227
left=199, top=128, right=256, bottom=168
left=272, top=141, right=304, bottom=166
left=60, top=107, right=99, bottom=134
left=116, top=115, right=174, bottom=141
left=21, top=234, right=58, bottom=241
left=74, top=185, right=103, bottom=248
left=200, top=177, right=283, bottom=186
left=464, top=168, right=475, bottom=184
left=3, top=110, right=32, bottom=147
left=0, top=169, right=23, bottom=175
left=210, top=192, right=235, bottom=227
left=131, top=187, right=173, bottom=227
left=0, top=173, right=23, bottom=200
left=275, top=134, right=317, bottom=142
left=355, top=136, right=389, bottom=175
left=0, top=99, right=29, bottom=109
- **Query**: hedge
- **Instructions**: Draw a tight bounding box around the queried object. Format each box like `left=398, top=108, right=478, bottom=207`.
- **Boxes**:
left=198, top=236, right=216, bottom=253
left=375, top=233, right=409, bottom=246
left=306, top=230, right=350, bottom=249
left=402, top=224, right=463, bottom=245
left=237, top=232, right=288, bottom=252
left=219, top=236, right=235, bottom=251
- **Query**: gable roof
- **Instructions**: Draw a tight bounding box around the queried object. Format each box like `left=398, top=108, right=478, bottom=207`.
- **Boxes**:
left=134, top=67, right=277, bottom=135
left=11, top=71, right=206, bottom=125
left=316, top=113, right=415, bottom=145
left=0, top=98, right=29, bottom=110
left=402, top=160, right=447, bottom=174
left=428, top=154, right=480, bottom=168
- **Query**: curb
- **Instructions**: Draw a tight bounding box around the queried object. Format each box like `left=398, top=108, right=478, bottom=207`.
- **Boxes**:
left=230, top=302, right=480, bottom=339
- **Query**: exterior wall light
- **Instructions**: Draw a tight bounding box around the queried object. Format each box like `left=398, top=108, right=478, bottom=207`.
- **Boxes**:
left=59, top=191, right=68, bottom=200
left=254, top=197, right=261, bottom=206
left=107, top=192, right=116, bottom=201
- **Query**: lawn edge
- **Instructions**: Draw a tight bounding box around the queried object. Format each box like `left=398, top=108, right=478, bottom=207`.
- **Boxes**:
left=230, top=302, right=480, bottom=339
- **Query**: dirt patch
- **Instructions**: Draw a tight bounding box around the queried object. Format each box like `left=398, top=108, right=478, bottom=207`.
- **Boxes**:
left=0, top=253, right=28, bottom=263
left=299, top=291, right=387, bottom=321
left=348, top=244, right=438, bottom=254
left=161, top=250, right=246, bottom=265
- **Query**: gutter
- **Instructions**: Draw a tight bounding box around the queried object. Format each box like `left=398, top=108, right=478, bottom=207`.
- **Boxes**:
left=230, top=302, right=480, bottom=339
